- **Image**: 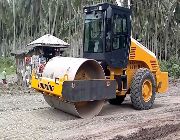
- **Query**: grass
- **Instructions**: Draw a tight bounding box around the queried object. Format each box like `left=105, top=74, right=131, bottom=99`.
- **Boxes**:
left=0, top=57, right=16, bottom=75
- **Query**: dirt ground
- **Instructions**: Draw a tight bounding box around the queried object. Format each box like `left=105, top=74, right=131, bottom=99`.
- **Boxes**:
left=0, top=81, right=180, bottom=140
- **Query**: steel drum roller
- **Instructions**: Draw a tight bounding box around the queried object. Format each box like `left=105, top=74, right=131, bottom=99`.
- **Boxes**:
left=42, top=57, right=105, bottom=118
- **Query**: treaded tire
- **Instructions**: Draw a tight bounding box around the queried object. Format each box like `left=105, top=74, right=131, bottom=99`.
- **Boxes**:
left=108, top=95, right=126, bottom=105
left=130, top=68, right=156, bottom=110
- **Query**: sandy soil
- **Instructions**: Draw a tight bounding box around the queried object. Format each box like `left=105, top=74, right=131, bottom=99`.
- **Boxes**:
left=0, top=82, right=180, bottom=140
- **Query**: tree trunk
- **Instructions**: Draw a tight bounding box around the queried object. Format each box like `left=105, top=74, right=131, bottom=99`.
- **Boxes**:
left=154, top=23, right=158, bottom=58
left=48, top=2, right=52, bottom=34
left=13, top=0, right=16, bottom=51
left=176, top=24, right=179, bottom=59
left=51, top=0, right=59, bottom=35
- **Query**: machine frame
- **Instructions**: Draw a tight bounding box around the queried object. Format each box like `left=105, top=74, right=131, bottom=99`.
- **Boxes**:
left=31, top=3, right=168, bottom=118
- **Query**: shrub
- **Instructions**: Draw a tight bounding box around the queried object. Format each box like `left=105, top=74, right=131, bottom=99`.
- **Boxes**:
left=160, top=57, right=180, bottom=79
left=0, top=57, right=16, bottom=75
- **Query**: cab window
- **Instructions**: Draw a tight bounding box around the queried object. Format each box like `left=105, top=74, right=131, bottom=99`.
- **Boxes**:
left=112, top=14, right=127, bottom=50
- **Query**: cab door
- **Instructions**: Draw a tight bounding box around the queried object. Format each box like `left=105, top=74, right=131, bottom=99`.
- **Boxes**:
left=105, top=11, right=131, bottom=68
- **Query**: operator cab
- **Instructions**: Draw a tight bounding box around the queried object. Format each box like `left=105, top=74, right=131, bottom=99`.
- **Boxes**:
left=83, top=3, right=131, bottom=68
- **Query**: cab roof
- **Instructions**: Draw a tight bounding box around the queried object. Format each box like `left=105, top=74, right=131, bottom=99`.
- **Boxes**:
left=83, top=3, right=131, bottom=14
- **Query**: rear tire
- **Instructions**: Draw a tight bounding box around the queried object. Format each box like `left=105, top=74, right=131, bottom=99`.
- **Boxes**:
left=130, top=68, right=156, bottom=110
left=108, top=95, right=126, bottom=105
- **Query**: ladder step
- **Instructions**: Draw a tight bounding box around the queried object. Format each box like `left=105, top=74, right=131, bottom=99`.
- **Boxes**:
left=105, top=76, right=110, bottom=79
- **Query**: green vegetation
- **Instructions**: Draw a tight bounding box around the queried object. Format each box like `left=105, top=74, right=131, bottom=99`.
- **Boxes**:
left=160, top=57, right=180, bottom=79
left=0, top=0, right=179, bottom=78
left=0, top=0, right=179, bottom=58
left=0, top=57, right=16, bottom=75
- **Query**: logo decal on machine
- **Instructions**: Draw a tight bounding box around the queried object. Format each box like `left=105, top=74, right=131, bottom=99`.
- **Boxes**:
left=38, top=82, right=54, bottom=91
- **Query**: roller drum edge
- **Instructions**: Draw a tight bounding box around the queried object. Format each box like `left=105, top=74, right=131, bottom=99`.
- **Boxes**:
left=43, top=94, right=104, bottom=118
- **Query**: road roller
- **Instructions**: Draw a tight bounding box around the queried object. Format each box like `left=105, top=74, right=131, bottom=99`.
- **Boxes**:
left=31, top=3, right=168, bottom=118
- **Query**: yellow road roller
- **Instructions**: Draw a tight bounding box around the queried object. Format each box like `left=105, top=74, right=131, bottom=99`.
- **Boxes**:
left=31, top=3, right=168, bottom=118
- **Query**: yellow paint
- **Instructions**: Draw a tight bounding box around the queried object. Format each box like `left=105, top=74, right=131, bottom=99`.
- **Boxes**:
left=129, top=39, right=158, bottom=72
left=155, top=70, right=168, bottom=93
left=129, top=39, right=168, bottom=93
left=31, top=70, right=65, bottom=97
left=109, top=39, right=168, bottom=96
left=142, top=79, right=152, bottom=102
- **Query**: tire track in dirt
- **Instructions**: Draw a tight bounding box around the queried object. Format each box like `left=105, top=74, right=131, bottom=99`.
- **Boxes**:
left=112, top=122, right=180, bottom=140
left=67, top=117, right=180, bottom=140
